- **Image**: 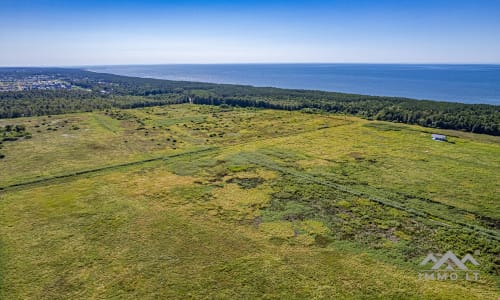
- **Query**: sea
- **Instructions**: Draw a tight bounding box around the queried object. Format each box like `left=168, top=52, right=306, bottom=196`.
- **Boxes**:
left=87, top=64, right=500, bottom=105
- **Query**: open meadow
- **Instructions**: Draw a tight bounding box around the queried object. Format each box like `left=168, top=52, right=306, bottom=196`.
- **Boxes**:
left=0, top=104, right=499, bottom=299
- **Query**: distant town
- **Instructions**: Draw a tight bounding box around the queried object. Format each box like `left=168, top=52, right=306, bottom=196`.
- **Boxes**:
left=0, top=74, right=73, bottom=92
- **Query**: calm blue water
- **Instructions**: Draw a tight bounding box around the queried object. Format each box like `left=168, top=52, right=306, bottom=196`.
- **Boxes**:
left=87, top=64, right=500, bottom=105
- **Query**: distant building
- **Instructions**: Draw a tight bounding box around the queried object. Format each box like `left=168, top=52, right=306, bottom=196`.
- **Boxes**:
left=432, top=134, right=447, bottom=141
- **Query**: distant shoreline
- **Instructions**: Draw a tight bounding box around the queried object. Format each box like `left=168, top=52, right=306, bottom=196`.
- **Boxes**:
left=87, top=63, right=500, bottom=105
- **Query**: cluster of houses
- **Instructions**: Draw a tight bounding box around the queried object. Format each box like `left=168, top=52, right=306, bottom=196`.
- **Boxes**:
left=0, top=75, right=73, bottom=92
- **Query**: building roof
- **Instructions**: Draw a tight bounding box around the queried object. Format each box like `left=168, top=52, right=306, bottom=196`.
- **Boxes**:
left=432, top=134, right=446, bottom=138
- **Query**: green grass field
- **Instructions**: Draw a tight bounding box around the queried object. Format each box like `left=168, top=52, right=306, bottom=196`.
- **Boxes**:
left=1, top=104, right=499, bottom=299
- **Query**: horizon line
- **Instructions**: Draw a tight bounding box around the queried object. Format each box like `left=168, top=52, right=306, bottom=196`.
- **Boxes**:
left=2, top=62, right=500, bottom=68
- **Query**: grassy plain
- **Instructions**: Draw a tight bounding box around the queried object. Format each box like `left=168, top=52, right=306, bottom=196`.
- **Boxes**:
left=0, top=104, right=499, bottom=299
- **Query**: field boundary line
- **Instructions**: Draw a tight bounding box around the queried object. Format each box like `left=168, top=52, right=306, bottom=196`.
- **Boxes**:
left=0, top=119, right=350, bottom=192
left=0, top=147, right=217, bottom=192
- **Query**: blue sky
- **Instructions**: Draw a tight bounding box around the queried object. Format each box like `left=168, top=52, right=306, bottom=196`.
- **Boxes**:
left=1, top=0, right=499, bottom=66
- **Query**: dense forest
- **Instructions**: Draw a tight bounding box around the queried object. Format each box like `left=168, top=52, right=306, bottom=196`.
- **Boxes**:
left=1, top=68, right=499, bottom=135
